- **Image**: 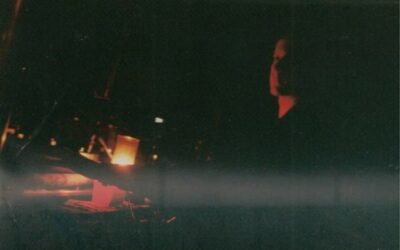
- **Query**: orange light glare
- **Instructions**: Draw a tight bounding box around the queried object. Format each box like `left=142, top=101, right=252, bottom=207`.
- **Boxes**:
left=24, top=189, right=92, bottom=197
left=34, top=173, right=92, bottom=187
left=79, top=152, right=101, bottom=163
left=111, top=135, right=140, bottom=166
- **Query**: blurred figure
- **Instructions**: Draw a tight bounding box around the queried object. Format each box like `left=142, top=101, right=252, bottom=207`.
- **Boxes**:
left=269, top=35, right=298, bottom=118
left=266, top=35, right=334, bottom=169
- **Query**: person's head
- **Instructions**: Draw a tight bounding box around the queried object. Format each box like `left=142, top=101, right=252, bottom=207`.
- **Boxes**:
left=269, top=35, right=296, bottom=97
left=269, top=32, right=328, bottom=101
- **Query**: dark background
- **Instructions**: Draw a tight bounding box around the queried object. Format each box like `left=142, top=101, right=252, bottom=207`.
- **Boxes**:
left=0, top=2, right=398, bottom=250
left=1, top=0, right=398, bottom=167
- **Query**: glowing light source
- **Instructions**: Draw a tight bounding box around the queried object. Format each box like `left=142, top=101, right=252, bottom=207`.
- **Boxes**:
left=17, top=133, right=24, bottom=139
left=50, top=138, right=57, bottom=146
left=154, top=117, right=164, bottom=124
left=152, top=154, right=159, bottom=161
left=111, top=135, right=140, bottom=166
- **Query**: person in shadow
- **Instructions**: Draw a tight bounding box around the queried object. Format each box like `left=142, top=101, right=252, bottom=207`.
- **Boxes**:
left=264, top=34, right=338, bottom=170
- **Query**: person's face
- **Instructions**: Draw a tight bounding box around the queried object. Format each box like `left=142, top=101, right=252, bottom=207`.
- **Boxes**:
left=269, top=38, right=293, bottom=96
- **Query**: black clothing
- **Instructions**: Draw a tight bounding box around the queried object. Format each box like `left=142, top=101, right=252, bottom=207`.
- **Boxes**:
left=259, top=100, right=338, bottom=170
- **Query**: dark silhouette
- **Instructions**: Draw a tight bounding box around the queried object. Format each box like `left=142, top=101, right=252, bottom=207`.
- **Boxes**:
left=264, top=34, right=337, bottom=170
